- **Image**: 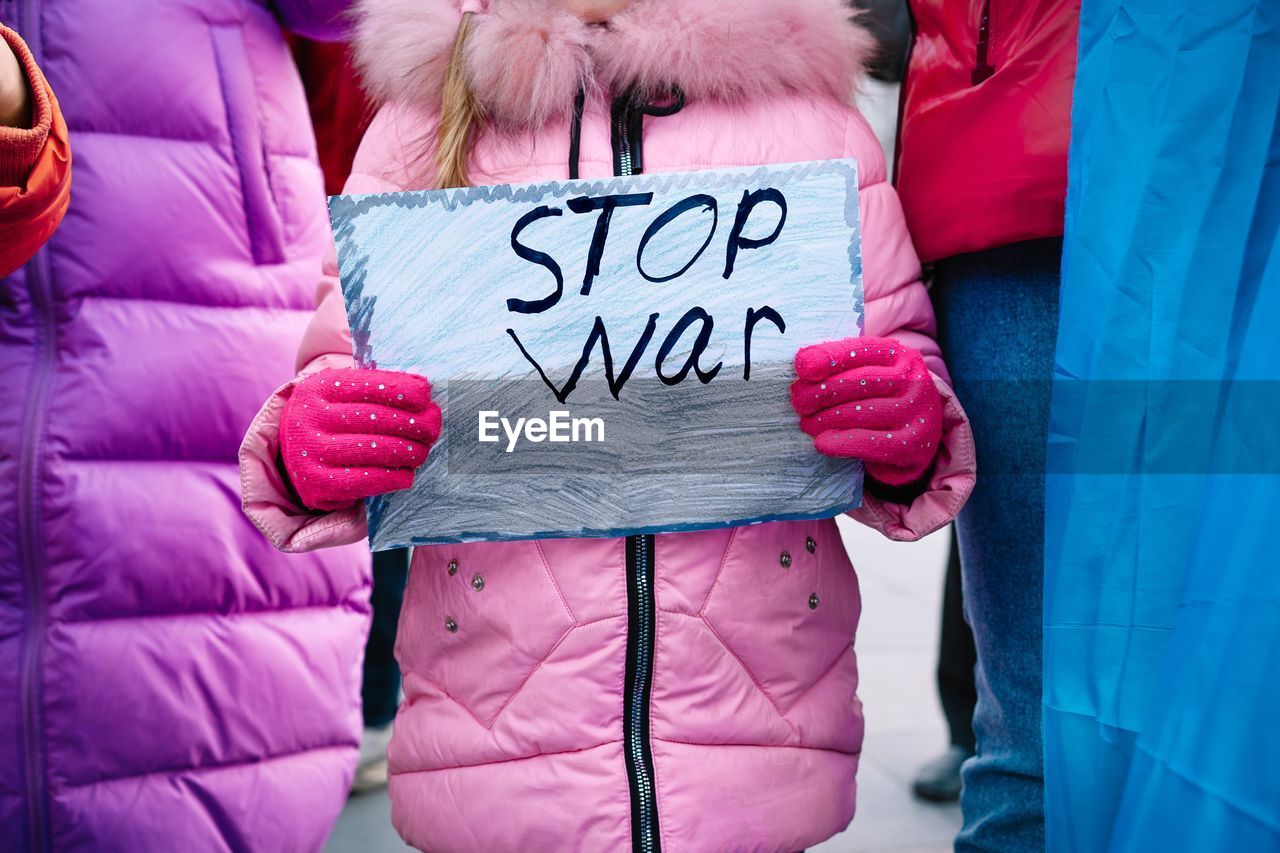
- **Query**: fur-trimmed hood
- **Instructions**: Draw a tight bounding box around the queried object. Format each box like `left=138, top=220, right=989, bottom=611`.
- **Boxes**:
left=354, top=0, right=874, bottom=129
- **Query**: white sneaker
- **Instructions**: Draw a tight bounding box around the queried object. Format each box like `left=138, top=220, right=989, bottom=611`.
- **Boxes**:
left=351, top=724, right=392, bottom=794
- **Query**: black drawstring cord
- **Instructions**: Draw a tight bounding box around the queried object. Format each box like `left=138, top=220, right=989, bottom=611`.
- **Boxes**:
left=641, top=86, right=686, bottom=118
left=568, top=84, right=686, bottom=180
left=569, top=87, right=586, bottom=179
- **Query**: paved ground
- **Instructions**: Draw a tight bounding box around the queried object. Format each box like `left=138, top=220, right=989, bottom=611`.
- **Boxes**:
left=325, top=517, right=961, bottom=853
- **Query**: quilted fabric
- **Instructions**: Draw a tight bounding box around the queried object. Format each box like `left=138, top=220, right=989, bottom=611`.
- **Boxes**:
left=0, top=1, right=369, bottom=849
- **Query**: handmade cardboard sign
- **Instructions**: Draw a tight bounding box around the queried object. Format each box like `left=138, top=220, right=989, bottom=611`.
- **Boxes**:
left=329, top=159, right=864, bottom=549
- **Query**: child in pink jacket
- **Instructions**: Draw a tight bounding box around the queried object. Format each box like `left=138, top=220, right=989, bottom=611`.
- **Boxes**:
left=241, top=1, right=975, bottom=850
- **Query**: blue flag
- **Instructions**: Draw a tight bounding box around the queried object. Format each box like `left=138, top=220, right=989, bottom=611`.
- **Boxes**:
left=1047, top=0, right=1280, bottom=848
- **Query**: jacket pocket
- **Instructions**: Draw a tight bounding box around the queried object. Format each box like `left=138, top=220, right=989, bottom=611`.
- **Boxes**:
left=211, top=24, right=286, bottom=265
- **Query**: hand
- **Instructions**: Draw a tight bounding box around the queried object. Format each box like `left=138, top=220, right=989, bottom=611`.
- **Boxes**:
left=280, top=368, right=443, bottom=511
left=0, top=36, right=32, bottom=129
left=791, top=337, right=943, bottom=486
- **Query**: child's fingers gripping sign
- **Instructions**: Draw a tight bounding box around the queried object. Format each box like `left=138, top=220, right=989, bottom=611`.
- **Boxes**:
left=793, top=336, right=901, bottom=381
left=812, top=425, right=933, bottom=467
left=317, top=433, right=433, bottom=469
left=313, top=400, right=443, bottom=445
left=798, top=398, right=912, bottom=436
left=320, top=368, right=434, bottom=411
left=291, top=464, right=417, bottom=513
left=791, top=337, right=928, bottom=416
left=280, top=367, right=443, bottom=511
left=791, top=336, right=945, bottom=486
left=790, top=362, right=927, bottom=417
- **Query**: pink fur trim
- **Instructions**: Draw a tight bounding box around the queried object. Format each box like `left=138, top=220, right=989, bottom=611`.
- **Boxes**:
left=597, top=0, right=874, bottom=105
left=353, top=0, right=460, bottom=108
left=354, top=0, right=874, bottom=128
left=466, top=0, right=593, bottom=128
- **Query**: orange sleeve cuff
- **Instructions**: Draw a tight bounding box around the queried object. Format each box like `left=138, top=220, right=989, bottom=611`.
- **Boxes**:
left=0, top=25, right=53, bottom=187
left=0, top=25, right=70, bottom=275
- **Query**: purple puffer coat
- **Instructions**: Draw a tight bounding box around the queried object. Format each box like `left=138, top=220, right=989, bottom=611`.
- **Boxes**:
left=0, top=1, right=370, bottom=850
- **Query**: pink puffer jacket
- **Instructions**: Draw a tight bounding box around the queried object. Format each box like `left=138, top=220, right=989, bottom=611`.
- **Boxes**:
left=240, top=1, right=976, bottom=850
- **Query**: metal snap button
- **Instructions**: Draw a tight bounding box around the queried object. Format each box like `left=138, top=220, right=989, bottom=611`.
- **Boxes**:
left=780, top=551, right=792, bottom=568
left=447, top=559, right=458, bottom=576
left=809, top=593, right=820, bottom=610
left=471, top=574, right=485, bottom=592
left=445, top=616, right=458, bottom=632
left=806, top=537, right=816, bottom=554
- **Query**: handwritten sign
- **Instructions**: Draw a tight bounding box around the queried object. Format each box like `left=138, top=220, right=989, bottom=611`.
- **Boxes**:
left=329, top=160, right=864, bottom=549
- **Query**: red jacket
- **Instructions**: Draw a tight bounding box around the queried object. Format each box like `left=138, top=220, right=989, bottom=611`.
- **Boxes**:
left=291, top=38, right=373, bottom=196
left=896, top=0, right=1079, bottom=262
left=0, top=24, right=70, bottom=276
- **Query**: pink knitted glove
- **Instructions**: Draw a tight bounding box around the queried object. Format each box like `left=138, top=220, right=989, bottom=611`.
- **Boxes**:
left=280, top=368, right=443, bottom=512
left=791, top=337, right=943, bottom=487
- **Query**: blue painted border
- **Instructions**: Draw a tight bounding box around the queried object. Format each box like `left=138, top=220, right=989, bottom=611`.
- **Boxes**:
left=329, top=159, right=865, bottom=548
left=384, top=493, right=864, bottom=548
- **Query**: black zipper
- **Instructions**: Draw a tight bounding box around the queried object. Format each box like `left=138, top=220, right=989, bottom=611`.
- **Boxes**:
left=612, top=89, right=643, bottom=176
left=608, top=87, right=686, bottom=178
left=972, top=0, right=996, bottom=84
left=623, top=534, right=659, bottom=853
left=565, top=87, right=678, bottom=853
left=16, top=0, right=54, bottom=849
left=610, top=89, right=662, bottom=853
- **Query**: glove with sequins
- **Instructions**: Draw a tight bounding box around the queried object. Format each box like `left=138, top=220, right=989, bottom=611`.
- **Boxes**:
left=791, top=336, right=944, bottom=487
left=279, top=368, right=442, bottom=511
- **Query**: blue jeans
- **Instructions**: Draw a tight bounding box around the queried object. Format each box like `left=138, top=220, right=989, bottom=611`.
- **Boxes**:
left=363, top=547, right=410, bottom=728
left=932, top=238, right=1062, bottom=851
